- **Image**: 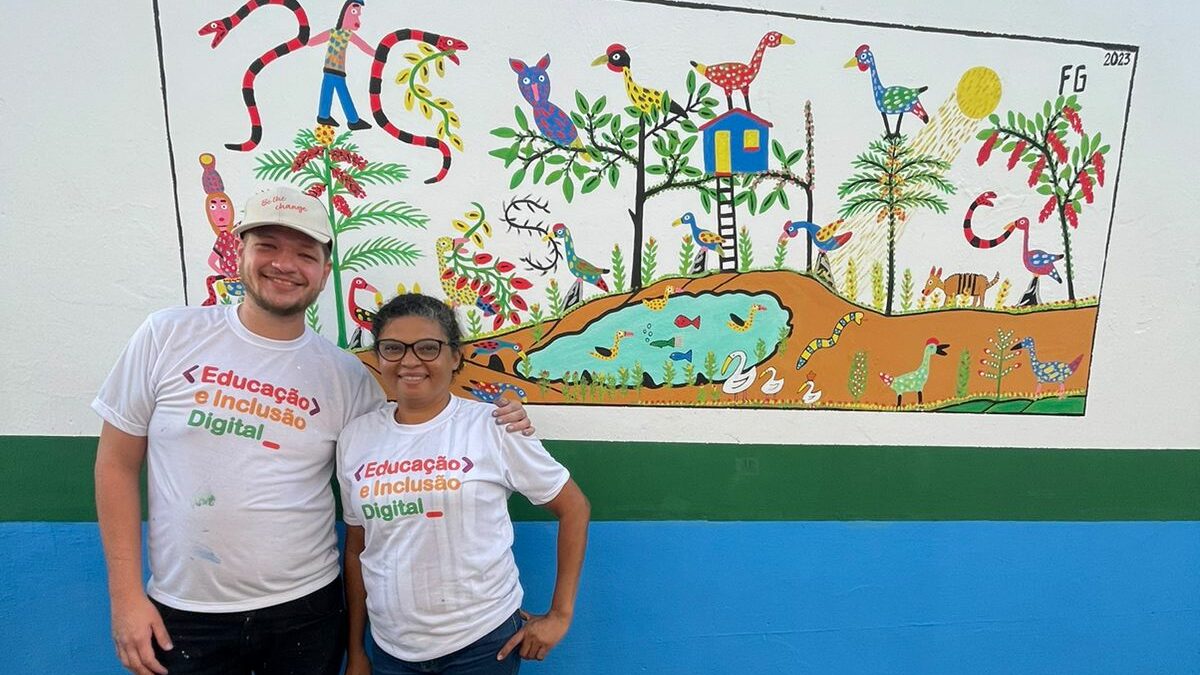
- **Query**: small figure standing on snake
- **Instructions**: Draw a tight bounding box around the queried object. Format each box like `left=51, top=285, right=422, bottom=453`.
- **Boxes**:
left=200, top=0, right=469, bottom=182
left=309, top=1, right=373, bottom=130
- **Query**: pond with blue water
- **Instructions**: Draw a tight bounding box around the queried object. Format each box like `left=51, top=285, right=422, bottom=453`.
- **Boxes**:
left=526, top=291, right=791, bottom=386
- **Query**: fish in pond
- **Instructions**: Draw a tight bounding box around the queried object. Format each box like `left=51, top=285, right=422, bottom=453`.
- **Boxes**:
left=669, top=350, right=693, bottom=362
left=649, top=336, right=683, bottom=348
left=674, top=314, right=701, bottom=329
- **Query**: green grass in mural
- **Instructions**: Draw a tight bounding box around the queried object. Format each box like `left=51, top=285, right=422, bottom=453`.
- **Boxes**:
left=939, top=395, right=1086, bottom=415
left=2, top=436, right=1197, bottom=523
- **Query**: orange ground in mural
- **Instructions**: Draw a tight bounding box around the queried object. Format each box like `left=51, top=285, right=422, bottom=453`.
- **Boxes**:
left=359, top=270, right=1096, bottom=413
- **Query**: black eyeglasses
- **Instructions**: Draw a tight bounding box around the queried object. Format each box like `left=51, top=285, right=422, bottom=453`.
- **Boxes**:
left=375, top=338, right=452, bottom=362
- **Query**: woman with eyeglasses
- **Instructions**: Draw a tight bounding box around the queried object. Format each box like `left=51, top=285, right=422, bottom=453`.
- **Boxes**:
left=337, top=293, right=590, bottom=675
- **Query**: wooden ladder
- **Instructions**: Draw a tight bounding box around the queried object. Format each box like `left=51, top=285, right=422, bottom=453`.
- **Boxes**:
left=715, top=175, right=738, bottom=271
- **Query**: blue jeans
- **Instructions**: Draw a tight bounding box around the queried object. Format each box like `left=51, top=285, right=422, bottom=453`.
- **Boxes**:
left=150, top=577, right=345, bottom=675
left=371, top=611, right=524, bottom=675
left=318, top=71, right=361, bottom=123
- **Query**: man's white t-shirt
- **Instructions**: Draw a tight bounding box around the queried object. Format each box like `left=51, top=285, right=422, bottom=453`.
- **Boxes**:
left=92, top=304, right=384, bottom=612
left=337, top=395, right=569, bottom=662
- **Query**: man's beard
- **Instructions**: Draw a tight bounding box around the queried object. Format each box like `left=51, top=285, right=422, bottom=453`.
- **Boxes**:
left=242, top=273, right=322, bottom=317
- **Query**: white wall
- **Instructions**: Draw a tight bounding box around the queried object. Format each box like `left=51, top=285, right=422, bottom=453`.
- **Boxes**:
left=2, top=0, right=1196, bottom=448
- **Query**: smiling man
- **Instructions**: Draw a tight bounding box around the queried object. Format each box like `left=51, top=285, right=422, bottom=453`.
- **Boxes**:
left=93, top=186, right=532, bottom=675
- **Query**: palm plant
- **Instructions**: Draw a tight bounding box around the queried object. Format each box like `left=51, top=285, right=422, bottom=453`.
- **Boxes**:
left=254, top=127, right=429, bottom=347
left=837, top=135, right=954, bottom=315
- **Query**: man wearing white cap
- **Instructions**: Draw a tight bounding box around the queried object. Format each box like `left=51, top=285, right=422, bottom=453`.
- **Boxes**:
left=93, top=186, right=532, bottom=675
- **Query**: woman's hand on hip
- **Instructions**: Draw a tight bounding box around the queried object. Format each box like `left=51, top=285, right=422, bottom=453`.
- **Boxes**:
left=497, top=609, right=571, bottom=661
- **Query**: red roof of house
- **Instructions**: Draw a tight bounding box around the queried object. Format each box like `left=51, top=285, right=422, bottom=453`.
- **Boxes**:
left=698, top=108, right=774, bottom=131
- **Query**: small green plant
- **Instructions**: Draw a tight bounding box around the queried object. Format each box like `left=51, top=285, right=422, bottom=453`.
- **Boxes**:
left=703, top=351, right=718, bottom=393
left=537, top=371, right=550, bottom=397
left=776, top=326, right=790, bottom=355
left=529, top=303, right=545, bottom=343
left=611, top=244, right=628, bottom=293
left=640, top=237, right=658, bottom=286
left=682, top=362, right=696, bottom=388
left=617, top=366, right=631, bottom=391
left=979, top=329, right=1021, bottom=398
left=546, top=279, right=564, bottom=318
left=518, top=356, right=533, bottom=379
left=465, top=309, right=483, bottom=338
left=737, top=226, right=754, bottom=272
left=773, top=237, right=788, bottom=269
left=754, top=338, right=768, bottom=363
left=956, top=348, right=971, bottom=398
left=843, top=257, right=859, bottom=303
left=871, top=260, right=885, bottom=311
left=917, top=294, right=928, bottom=312
left=561, top=371, right=575, bottom=402
left=306, top=304, right=322, bottom=334
left=848, top=350, right=868, bottom=401
left=677, top=234, right=696, bottom=276
left=900, top=268, right=914, bottom=312
left=662, top=360, right=677, bottom=387
left=632, top=361, right=645, bottom=398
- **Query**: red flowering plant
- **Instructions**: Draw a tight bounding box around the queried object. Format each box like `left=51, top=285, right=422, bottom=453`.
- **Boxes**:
left=436, top=204, right=532, bottom=331
left=254, top=126, right=430, bottom=348
left=975, top=94, right=1111, bottom=302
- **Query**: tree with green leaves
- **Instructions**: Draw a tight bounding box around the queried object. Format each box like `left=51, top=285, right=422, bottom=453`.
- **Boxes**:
left=255, top=128, right=427, bottom=347
left=491, top=72, right=722, bottom=292
left=976, top=94, right=1110, bottom=302
left=837, top=135, right=954, bottom=315
left=736, top=100, right=817, bottom=269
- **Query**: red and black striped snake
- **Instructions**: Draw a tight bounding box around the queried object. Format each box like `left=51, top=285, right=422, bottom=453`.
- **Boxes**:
left=962, top=191, right=1027, bottom=249
left=369, top=29, right=468, bottom=184
left=201, top=4, right=467, bottom=183
left=200, top=0, right=312, bottom=152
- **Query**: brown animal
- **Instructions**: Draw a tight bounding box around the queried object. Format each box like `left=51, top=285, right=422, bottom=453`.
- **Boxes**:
left=922, top=266, right=999, bottom=307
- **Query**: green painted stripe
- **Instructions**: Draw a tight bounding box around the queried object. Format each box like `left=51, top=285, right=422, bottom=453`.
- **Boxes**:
left=2, top=436, right=1197, bottom=522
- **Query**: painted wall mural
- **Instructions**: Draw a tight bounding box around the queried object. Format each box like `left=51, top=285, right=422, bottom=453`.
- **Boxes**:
left=163, top=0, right=1136, bottom=415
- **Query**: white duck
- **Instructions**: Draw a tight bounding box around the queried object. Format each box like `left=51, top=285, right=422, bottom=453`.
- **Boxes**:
left=720, top=350, right=757, bottom=396
left=798, top=371, right=822, bottom=405
left=759, top=366, right=784, bottom=396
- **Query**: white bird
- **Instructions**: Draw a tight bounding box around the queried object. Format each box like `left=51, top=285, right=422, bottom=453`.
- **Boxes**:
left=798, top=372, right=823, bottom=405
left=759, top=366, right=784, bottom=396
left=721, top=351, right=757, bottom=396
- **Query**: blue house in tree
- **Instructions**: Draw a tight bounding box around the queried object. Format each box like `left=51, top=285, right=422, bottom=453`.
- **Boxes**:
left=700, top=108, right=773, bottom=176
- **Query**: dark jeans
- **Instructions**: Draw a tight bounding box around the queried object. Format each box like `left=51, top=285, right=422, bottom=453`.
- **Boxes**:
left=151, top=577, right=345, bottom=675
left=371, top=610, right=524, bottom=675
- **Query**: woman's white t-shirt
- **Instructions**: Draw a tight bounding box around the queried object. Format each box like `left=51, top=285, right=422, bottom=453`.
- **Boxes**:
left=337, top=395, right=569, bottom=661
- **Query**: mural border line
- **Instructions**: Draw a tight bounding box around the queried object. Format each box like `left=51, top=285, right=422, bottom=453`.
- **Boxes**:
left=1083, top=50, right=1139, bottom=400
left=613, top=0, right=1141, bottom=52
left=152, top=0, right=188, bottom=305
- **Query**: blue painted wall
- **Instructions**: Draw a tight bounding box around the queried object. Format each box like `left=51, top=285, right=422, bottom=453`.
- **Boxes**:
left=4, top=521, right=1198, bottom=673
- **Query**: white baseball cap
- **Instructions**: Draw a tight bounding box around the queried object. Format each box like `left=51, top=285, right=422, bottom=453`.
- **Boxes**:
left=234, top=186, right=333, bottom=244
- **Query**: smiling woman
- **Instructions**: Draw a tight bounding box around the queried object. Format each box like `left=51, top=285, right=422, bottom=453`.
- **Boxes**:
left=336, top=293, right=590, bottom=674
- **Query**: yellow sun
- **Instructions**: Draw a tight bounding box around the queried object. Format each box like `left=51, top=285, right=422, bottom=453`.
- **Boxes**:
left=955, top=67, right=1002, bottom=120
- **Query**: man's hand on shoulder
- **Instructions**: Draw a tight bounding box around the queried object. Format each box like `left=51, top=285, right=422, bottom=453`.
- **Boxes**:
left=492, top=396, right=534, bottom=436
